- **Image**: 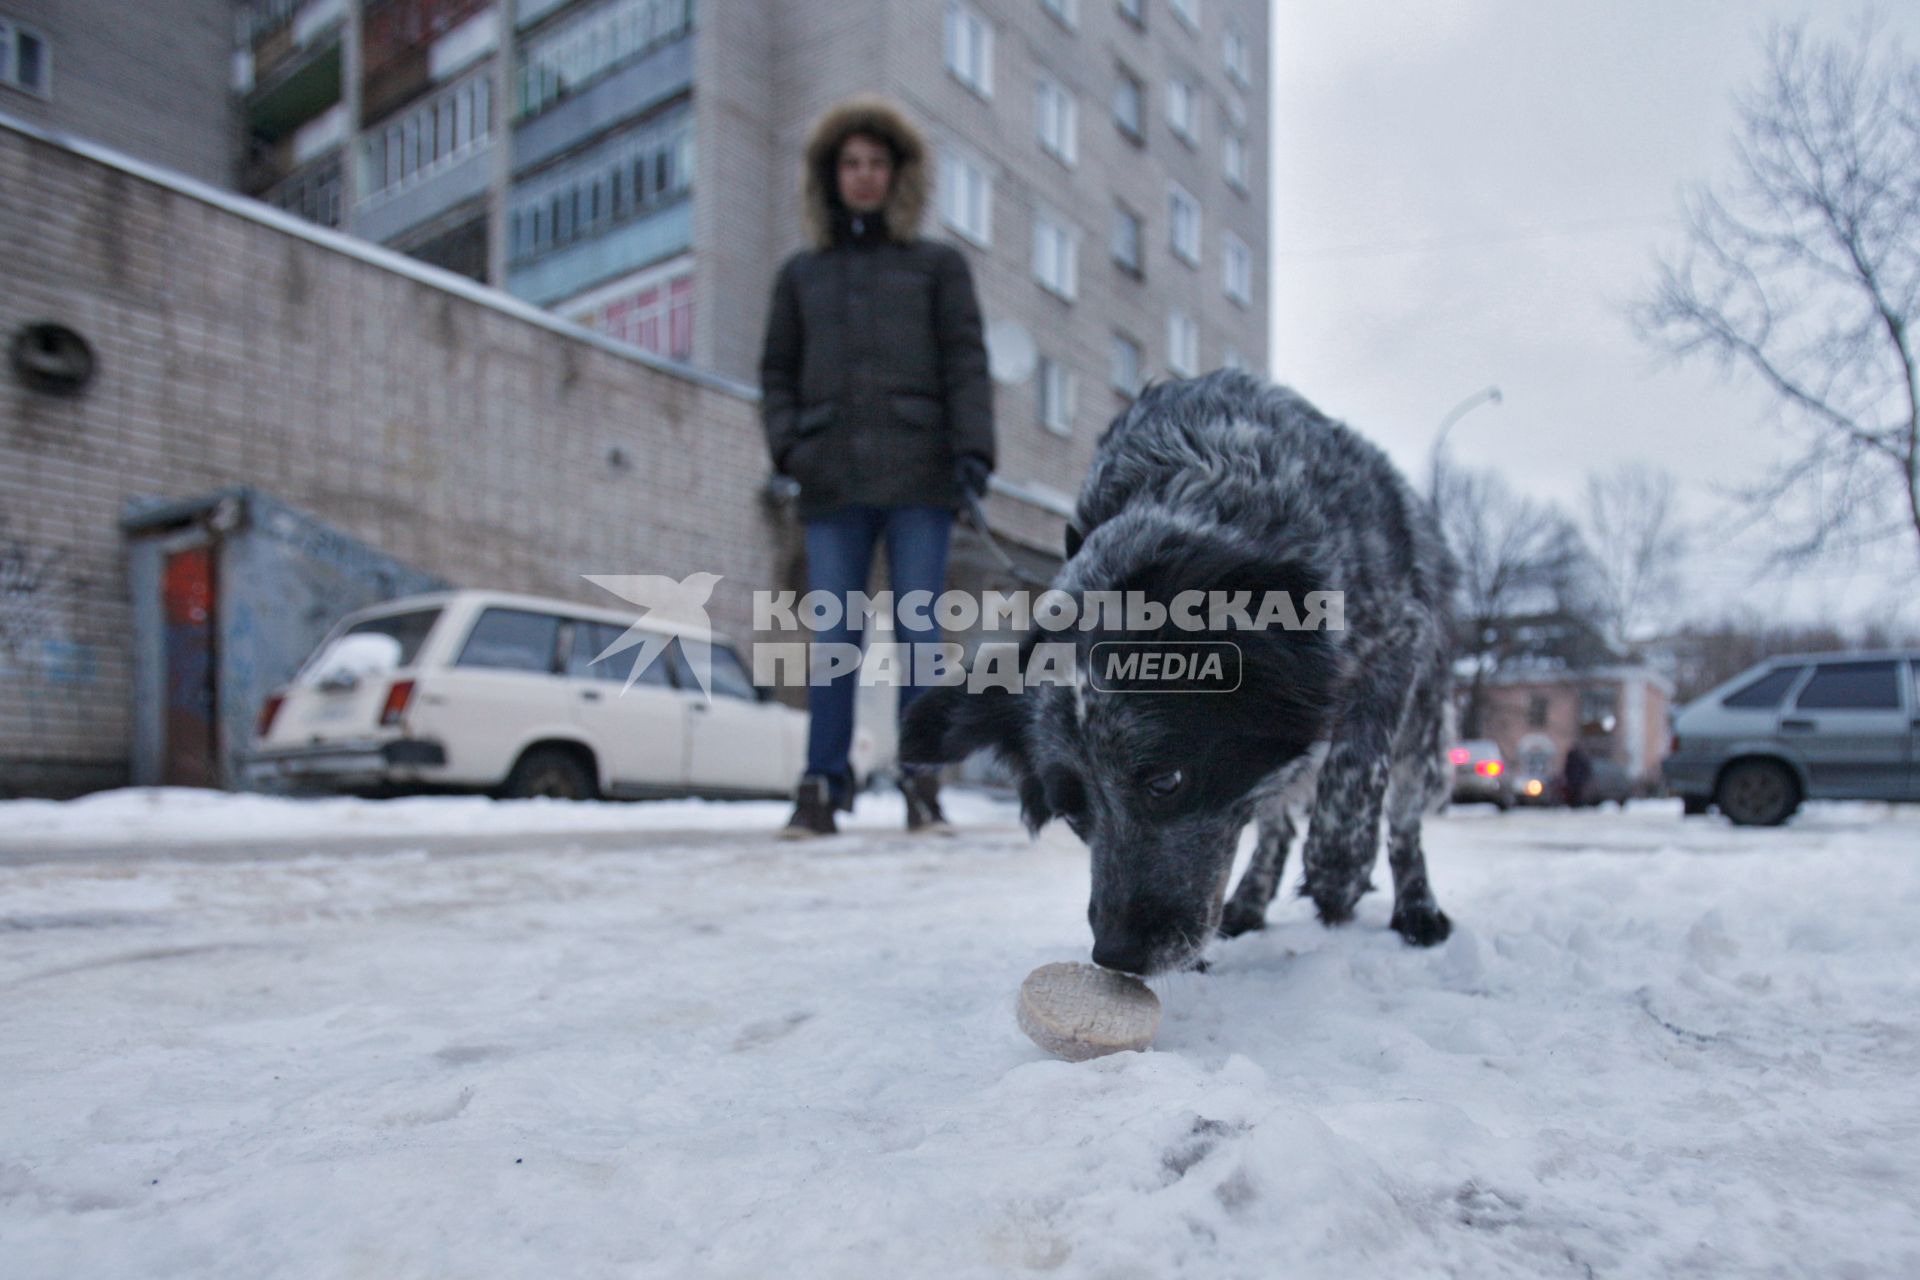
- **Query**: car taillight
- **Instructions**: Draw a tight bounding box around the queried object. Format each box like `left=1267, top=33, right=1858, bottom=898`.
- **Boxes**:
left=256, top=692, right=286, bottom=738
left=1449, top=747, right=1470, bottom=765
left=1476, top=760, right=1503, bottom=777
left=1670, top=734, right=1680, bottom=754
left=380, top=679, right=416, bottom=727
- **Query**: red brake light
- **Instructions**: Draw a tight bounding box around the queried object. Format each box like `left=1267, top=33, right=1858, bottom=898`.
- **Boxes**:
left=256, top=692, right=286, bottom=737
left=380, top=679, right=416, bottom=727
left=1476, top=760, right=1503, bottom=777
left=1449, top=747, right=1470, bottom=765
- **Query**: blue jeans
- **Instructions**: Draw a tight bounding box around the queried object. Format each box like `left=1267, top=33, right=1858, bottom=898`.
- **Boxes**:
left=802, top=505, right=954, bottom=801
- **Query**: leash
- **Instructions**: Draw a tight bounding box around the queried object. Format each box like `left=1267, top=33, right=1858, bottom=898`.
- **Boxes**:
left=962, top=489, right=1057, bottom=588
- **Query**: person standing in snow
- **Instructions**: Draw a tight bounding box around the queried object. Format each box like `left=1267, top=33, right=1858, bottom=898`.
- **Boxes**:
left=758, top=96, right=996, bottom=839
left=1561, top=743, right=1593, bottom=807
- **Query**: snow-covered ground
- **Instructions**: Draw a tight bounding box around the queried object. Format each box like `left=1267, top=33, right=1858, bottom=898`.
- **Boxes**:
left=3, top=789, right=1918, bottom=1278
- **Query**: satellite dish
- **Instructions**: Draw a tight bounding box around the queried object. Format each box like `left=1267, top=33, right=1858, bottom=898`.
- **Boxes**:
left=986, top=319, right=1037, bottom=385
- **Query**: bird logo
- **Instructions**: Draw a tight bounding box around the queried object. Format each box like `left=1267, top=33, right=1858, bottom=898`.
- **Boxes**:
left=583, top=573, right=724, bottom=700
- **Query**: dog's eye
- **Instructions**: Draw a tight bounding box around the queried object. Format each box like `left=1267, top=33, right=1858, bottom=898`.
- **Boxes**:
left=1144, top=769, right=1186, bottom=798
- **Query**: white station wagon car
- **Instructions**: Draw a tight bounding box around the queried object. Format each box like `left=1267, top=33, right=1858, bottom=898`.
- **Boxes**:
left=245, top=589, right=822, bottom=800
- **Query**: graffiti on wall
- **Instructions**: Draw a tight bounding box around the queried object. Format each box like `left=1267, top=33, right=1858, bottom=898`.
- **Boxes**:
left=0, top=521, right=97, bottom=685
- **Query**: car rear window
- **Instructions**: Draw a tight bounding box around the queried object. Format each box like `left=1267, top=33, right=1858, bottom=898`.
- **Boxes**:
left=1795, top=661, right=1900, bottom=711
left=456, top=608, right=563, bottom=673
left=1722, top=666, right=1803, bottom=709
left=342, top=608, right=441, bottom=667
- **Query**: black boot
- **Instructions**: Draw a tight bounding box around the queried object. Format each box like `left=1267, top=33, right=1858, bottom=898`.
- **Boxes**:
left=779, top=773, right=839, bottom=839
left=901, top=768, right=955, bottom=835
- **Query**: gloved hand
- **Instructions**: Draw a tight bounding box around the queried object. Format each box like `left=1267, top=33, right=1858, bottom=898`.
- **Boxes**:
left=955, top=454, right=992, bottom=499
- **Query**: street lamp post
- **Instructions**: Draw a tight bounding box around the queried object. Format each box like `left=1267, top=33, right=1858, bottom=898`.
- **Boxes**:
left=1428, top=385, right=1504, bottom=502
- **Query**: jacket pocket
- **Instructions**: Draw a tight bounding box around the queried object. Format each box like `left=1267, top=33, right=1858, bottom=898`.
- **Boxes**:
left=888, top=393, right=943, bottom=431
left=796, top=403, right=835, bottom=436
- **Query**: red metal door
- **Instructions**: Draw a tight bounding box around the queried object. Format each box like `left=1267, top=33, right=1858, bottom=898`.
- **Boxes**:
left=161, top=544, right=219, bottom=787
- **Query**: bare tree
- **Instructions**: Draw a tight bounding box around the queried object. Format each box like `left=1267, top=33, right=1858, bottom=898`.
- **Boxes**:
left=1581, top=463, right=1690, bottom=653
left=1636, top=19, right=1920, bottom=570
left=1434, top=461, right=1594, bottom=735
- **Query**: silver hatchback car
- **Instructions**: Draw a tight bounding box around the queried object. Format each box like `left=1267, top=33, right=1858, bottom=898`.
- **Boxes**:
left=1663, top=650, right=1920, bottom=825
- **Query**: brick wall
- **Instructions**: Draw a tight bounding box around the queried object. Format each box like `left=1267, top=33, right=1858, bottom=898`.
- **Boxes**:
left=0, top=119, right=800, bottom=796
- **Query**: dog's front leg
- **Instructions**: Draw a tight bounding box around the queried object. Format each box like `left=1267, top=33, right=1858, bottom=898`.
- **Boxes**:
left=1298, top=735, right=1389, bottom=926
left=1298, top=639, right=1417, bottom=927
left=1220, top=807, right=1295, bottom=937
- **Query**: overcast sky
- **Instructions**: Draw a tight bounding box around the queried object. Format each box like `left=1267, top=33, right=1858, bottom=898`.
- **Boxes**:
left=1267, top=2, right=1920, bottom=632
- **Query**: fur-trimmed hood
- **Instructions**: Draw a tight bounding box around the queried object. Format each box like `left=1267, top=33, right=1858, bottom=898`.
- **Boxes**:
left=801, top=96, right=929, bottom=249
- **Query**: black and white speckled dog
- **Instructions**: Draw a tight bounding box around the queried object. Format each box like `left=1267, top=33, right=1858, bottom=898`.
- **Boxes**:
left=900, top=370, right=1458, bottom=975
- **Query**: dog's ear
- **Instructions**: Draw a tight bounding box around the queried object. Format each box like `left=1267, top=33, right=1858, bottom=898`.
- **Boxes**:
left=1113, top=532, right=1342, bottom=747
left=899, top=682, right=1030, bottom=766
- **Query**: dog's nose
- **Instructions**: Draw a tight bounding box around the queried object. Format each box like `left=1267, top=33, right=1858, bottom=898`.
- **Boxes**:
left=1091, top=934, right=1153, bottom=977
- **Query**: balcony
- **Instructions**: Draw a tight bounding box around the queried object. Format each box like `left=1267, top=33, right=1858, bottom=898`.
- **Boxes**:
left=512, top=34, right=693, bottom=174
left=246, top=28, right=343, bottom=143
left=357, top=71, right=495, bottom=243
left=507, top=198, right=692, bottom=308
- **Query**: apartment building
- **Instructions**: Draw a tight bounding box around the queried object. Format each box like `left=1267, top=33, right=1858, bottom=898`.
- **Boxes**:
left=0, top=0, right=235, bottom=183
left=229, top=0, right=1268, bottom=515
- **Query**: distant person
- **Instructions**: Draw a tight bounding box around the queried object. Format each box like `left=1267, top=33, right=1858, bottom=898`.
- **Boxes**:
left=758, top=96, right=996, bottom=839
left=1562, top=743, right=1593, bottom=807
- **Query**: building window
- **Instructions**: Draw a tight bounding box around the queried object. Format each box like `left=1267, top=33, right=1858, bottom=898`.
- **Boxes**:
left=939, top=147, right=993, bottom=246
left=1223, top=232, right=1251, bottom=304
left=1167, top=76, right=1199, bottom=147
left=1169, top=182, right=1200, bottom=265
left=1041, top=0, right=1077, bottom=30
left=1036, top=77, right=1078, bottom=167
left=1223, top=27, right=1250, bottom=86
left=362, top=71, right=493, bottom=204
left=1579, top=687, right=1617, bottom=729
left=1032, top=209, right=1078, bottom=300
left=508, top=108, right=694, bottom=265
left=1110, top=332, right=1142, bottom=396
left=1528, top=694, right=1549, bottom=728
left=1117, top=0, right=1145, bottom=30
left=575, top=269, right=696, bottom=360
left=515, top=0, right=694, bottom=120
left=1221, top=345, right=1247, bottom=373
left=945, top=1, right=994, bottom=99
left=1111, top=202, right=1143, bottom=276
left=1167, top=310, right=1198, bottom=377
left=1038, top=356, right=1077, bottom=435
left=1113, top=64, right=1145, bottom=143
left=0, top=17, right=49, bottom=97
left=1169, top=0, right=1198, bottom=32
left=1223, top=131, right=1247, bottom=192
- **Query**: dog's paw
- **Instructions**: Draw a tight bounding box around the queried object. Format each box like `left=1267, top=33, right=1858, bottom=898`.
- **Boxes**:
left=1217, top=899, right=1267, bottom=938
left=1390, top=904, right=1452, bottom=947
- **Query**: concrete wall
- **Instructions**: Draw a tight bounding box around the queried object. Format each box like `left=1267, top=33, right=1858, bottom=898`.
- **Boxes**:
left=0, top=0, right=235, bottom=186
left=0, top=117, right=801, bottom=797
